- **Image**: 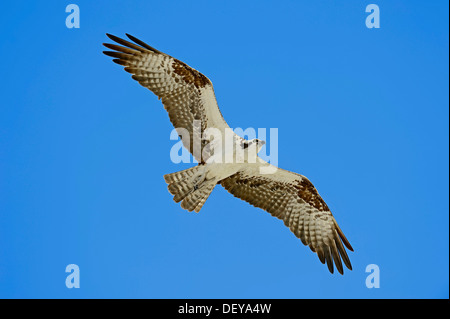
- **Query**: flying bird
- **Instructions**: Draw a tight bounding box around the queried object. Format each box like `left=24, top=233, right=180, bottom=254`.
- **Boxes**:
left=103, top=34, right=354, bottom=274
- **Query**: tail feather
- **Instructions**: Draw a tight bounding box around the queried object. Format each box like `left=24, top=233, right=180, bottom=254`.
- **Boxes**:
left=168, top=180, right=194, bottom=203
left=180, top=182, right=216, bottom=212
left=164, top=166, right=198, bottom=184
left=193, top=183, right=216, bottom=212
left=164, top=166, right=216, bottom=213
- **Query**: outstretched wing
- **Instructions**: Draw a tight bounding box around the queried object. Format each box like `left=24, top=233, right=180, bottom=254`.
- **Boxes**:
left=103, top=34, right=230, bottom=163
left=220, top=163, right=354, bottom=275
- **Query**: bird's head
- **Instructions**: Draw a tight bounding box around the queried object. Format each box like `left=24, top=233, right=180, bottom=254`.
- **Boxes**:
left=250, top=138, right=266, bottom=152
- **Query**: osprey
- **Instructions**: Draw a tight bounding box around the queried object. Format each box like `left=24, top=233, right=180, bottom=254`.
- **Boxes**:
left=103, top=34, right=354, bottom=274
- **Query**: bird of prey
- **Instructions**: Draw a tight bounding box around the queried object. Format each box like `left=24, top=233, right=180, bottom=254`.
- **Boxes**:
left=103, top=34, right=354, bottom=274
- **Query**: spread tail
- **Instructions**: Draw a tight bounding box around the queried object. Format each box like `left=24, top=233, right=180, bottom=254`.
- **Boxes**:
left=164, top=166, right=217, bottom=213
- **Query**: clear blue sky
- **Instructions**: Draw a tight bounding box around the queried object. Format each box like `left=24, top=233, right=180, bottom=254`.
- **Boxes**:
left=0, top=1, right=448, bottom=298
